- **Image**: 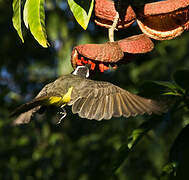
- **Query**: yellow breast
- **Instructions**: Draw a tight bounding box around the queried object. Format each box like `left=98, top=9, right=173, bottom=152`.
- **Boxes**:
left=46, top=87, right=73, bottom=106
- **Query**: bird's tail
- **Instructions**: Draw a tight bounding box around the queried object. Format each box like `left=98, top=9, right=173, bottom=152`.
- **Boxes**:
left=10, top=96, right=48, bottom=117
left=10, top=97, right=49, bottom=125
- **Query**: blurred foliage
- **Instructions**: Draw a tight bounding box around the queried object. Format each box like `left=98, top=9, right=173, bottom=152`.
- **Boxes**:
left=0, top=0, right=189, bottom=179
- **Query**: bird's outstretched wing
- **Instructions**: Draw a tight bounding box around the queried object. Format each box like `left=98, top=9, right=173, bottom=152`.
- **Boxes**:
left=11, top=75, right=166, bottom=124
left=69, top=79, right=165, bottom=120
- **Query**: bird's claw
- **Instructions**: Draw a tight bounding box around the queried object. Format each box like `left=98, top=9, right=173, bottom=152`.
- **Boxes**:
left=57, top=105, right=67, bottom=124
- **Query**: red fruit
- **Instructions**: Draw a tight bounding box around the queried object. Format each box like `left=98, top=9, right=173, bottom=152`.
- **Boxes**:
left=136, top=0, right=189, bottom=40
left=71, top=34, right=154, bottom=71
left=94, top=0, right=136, bottom=29
left=118, top=34, right=154, bottom=53
left=72, top=42, right=124, bottom=65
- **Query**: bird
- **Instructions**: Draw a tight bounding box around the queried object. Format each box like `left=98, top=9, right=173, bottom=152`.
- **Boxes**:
left=11, top=66, right=165, bottom=125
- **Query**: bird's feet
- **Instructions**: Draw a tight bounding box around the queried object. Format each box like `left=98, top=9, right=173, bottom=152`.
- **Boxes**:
left=57, top=105, right=67, bottom=124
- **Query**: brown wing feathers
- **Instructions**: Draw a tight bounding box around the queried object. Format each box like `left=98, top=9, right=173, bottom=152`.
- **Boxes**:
left=69, top=80, right=164, bottom=120
left=12, top=75, right=165, bottom=123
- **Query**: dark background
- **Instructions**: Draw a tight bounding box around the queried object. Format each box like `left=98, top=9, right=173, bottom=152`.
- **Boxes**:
left=0, top=0, right=189, bottom=179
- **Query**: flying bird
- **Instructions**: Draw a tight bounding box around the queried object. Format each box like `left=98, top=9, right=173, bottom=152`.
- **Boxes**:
left=11, top=66, right=165, bottom=125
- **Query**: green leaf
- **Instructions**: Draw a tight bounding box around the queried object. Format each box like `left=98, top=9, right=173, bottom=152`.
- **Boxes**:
left=160, top=162, right=176, bottom=180
left=162, top=92, right=182, bottom=96
left=108, top=117, right=161, bottom=176
left=23, top=0, right=49, bottom=47
left=173, top=70, right=189, bottom=90
left=139, top=81, right=182, bottom=98
left=152, top=81, right=177, bottom=90
left=161, top=124, right=189, bottom=179
left=128, top=117, right=160, bottom=149
left=67, top=0, right=94, bottom=30
left=12, top=0, right=24, bottom=42
left=174, top=148, right=189, bottom=180
left=169, top=124, right=189, bottom=163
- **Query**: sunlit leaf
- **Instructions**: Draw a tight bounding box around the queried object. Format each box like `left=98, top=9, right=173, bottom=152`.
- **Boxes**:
left=67, top=0, right=94, bottom=30
left=162, top=92, right=182, bottom=96
left=12, top=0, right=24, bottom=42
left=173, top=70, right=189, bottom=90
left=23, top=0, right=49, bottom=47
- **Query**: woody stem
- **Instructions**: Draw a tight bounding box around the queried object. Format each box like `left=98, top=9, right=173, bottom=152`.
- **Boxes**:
left=108, top=11, right=119, bottom=42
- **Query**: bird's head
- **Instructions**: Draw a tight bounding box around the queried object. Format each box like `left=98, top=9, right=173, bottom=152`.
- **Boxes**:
left=72, top=65, right=90, bottom=78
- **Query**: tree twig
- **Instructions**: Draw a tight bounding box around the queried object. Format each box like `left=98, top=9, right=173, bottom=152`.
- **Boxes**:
left=108, top=11, right=119, bottom=42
